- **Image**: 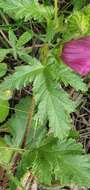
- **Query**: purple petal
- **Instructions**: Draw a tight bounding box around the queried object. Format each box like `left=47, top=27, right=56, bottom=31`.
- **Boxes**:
left=61, top=36, right=90, bottom=76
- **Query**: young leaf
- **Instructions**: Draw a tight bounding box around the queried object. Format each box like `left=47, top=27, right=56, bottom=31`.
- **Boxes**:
left=17, top=31, right=33, bottom=47
left=8, top=29, right=17, bottom=59
left=9, top=29, right=17, bottom=45
left=63, top=11, right=89, bottom=40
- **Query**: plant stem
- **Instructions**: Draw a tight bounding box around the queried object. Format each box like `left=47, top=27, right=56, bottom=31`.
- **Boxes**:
left=22, top=96, right=35, bottom=147
left=11, top=96, right=35, bottom=175
left=0, top=147, right=25, bottom=152
left=0, top=35, right=9, bottom=48
left=54, top=0, right=58, bottom=20
left=0, top=11, right=9, bottom=25
left=0, top=29, right=11, bottom=47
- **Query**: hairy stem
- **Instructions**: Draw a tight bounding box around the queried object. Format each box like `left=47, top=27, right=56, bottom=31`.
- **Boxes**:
left=11, top=96, right=35, bottom=175
left=22, top=96, right=35, bottom=147
left=0, top=30, right=11, bottom=47
left=54, top=0, right=58, bottom=20
left=0, top=11, right=9, bottom=25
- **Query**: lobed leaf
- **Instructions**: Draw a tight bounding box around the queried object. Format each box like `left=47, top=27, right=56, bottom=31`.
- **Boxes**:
left=18, top=136, right=90, bottom=186
left=0, top=61, right=43, bottom=90
left=34, top=67, right=75, bottom=139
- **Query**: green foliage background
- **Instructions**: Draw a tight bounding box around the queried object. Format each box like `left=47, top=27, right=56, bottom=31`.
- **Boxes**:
left=0, top=0, right=90, bottom=189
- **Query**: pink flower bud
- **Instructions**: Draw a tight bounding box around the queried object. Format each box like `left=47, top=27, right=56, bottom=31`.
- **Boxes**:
left=61, top=36, right=90, bottom=76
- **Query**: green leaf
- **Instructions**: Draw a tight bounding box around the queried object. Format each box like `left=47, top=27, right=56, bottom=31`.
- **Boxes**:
left=71, top=0, right=86, bottom=9
left=34, top=67, right=75, bottom=139
left=0, top=61, right=43, bottom=90
left=18, top=136, right=90, bottom=186
left=0, top=90, right=12, bottom=100
left=46, top=16, right=64, bottom=42
left=0, top=138, right=12, bottom=164
left=0, top=100, right=9, bottom=122
left=9, top=29, right=17, bottom=47
left=0, top=63, right=7, bottom=77
left=68, top=130, right=79, bottom=139
left=59, top=65, right=87, bottom=91
left=46, top=20, right=55, bottom=42
left=63, top=11, right=89, bottom=40
left=7, top=96, right=32, bottom=146
left=8, top=29, right=17, bottom=59
left=0, top=0, right=54, bottom=22
left=0, top=49, right=10, bottom=62
left=49, top=57, right=87, bottom=91
left=55, top=155, right=90, bottom=186
left=17, top=31, right=33, bottom=47
left=18, top=51, right=32, bottom=63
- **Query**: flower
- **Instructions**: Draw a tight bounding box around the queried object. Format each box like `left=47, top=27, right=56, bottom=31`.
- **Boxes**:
left=61, top=36, right=90, bottom=76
